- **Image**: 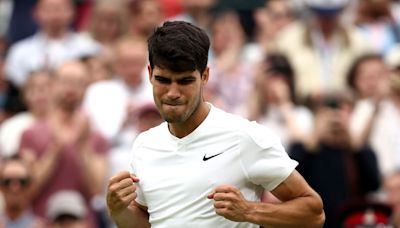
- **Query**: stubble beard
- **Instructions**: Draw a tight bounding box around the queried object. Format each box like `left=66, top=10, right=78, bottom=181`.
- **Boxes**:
left=160, top=95, right=201, bottom=124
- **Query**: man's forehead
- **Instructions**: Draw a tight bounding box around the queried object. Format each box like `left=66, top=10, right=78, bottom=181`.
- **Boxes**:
left=152, top=66, right=200, bottom=78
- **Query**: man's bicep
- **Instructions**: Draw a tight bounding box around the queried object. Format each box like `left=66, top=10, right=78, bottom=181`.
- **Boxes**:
left=270, top=170, right=318, bottom=202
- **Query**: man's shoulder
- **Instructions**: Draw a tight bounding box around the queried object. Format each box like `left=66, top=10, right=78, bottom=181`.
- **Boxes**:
left=210, top=107, right=278, bottom=147
left=7, top=34, right=39, bottom=53
left=134, top=122, right=167, bottom=145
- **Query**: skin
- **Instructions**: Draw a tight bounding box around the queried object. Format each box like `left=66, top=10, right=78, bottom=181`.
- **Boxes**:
left=34, top=0, right=74, bottom=39
left=0, top=160, right=31, bottom=220
left=107, top=65, right=325, bottom=227
left=149, top=65, right=210, bottom=138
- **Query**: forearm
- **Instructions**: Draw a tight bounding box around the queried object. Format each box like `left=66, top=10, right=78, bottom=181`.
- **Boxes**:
left=245, top=196, right=325, bottom=227
left=110, top=205, right=150, bottom=228
left=80, top=145, right=107, bottom=196
left=31, top=149, right=60, bottom=198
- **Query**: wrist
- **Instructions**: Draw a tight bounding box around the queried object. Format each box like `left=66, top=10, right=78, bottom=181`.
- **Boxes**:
left=244, top=201, right=263, bottom=224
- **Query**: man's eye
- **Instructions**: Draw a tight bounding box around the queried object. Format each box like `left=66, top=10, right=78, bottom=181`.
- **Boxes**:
left=155, top=76, right=170, bottom=84
left=178, top=79, right=195, bottom=85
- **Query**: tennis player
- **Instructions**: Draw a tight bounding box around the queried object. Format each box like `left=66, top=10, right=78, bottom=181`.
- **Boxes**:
left=106, top=21, right=325, bottom=228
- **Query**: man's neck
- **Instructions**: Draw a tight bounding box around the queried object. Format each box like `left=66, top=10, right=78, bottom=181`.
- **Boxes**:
left=43, top=28, right=68, bottom=40
left=168, top=102, right=210, bottom=138
left=51, top=106, right=76, bottom=123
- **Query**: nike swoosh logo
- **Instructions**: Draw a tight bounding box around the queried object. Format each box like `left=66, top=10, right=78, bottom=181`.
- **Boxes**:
left=203, top=152, right=224, bottom=161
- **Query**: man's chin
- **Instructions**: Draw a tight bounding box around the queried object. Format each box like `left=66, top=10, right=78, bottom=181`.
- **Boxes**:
left=162, top=112, right=187, bottom=123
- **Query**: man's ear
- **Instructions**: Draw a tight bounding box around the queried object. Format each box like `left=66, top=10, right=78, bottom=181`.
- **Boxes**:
left=201, top=67, right=210, bottom=85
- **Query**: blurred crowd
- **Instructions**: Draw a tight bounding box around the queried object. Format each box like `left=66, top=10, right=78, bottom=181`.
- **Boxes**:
left=0, top=0, right=400, bottom=227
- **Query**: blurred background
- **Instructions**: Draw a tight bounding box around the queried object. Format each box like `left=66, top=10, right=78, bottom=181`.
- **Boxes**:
left=0, top=0, right=400, bottom=227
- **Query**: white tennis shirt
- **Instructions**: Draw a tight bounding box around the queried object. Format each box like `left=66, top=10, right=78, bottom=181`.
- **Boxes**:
left=131, top=105, right=298, bottom=228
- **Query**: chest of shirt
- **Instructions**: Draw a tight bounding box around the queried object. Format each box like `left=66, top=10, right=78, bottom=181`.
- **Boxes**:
left=132, top=138, right=260, bottom=215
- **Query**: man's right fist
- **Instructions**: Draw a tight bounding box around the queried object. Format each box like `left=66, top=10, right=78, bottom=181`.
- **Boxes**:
left=106, top=171, right=140, bottom=215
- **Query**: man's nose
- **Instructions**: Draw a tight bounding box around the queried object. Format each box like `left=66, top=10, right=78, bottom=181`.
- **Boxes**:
left=166, top=83, right=180, bottom=99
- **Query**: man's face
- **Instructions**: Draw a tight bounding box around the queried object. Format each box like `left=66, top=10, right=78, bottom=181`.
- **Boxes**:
left=149, top=66, right=208, bottom=123
left=355, top=59, right=389, bottom=98
left=114, top=43, right=148, bottom=87
left=53, top=63, right=88, bottom=112
left=0, top=161, right=31, bottom=208
left=35, top=0, right=73, bottom=33
left=24, top=73, right=51, bottom=114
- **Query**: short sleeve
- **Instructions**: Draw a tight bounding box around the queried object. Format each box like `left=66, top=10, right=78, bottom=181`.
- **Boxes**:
left=130, top=135, right=147, bottom=207
left=239, top=122, right=298, bottom=191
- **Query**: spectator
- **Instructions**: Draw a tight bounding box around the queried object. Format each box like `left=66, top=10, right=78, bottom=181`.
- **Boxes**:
left=5, top=0, right=100, bottom=87
left=83, top=37, right=152, bottom=143
left=0, top=71, right=51, bottom=157
left=85, top=0, right=128, bottom=51
left=80, top=55, right=113, bottom=84
left=347, top=54, right=400, bottom=176
left=354, top=0, right=400, bottom=56
left=206, top=10, right=257, bottom=116
left=45, top=190, right=89, bottom=228
left=275, top=0, right=369, bottom=101
left=19, top=61, right=109, bottom=226
left=253, top=0, right=297, bottom=53
left=0, top=155, right=43, bottom=228
left=168, top=0, right=216, bottom=32
left=248, top=53, right=313, bottom=148
left=290, top=92, right=381, bottom=228
left=128, top=0, right=163, bottom=39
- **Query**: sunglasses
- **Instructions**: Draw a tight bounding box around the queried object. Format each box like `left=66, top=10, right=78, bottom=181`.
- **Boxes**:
left=0, top=177, right=30, bottom=187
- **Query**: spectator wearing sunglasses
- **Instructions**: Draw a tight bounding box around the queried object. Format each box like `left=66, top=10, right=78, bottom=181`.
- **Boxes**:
left=0, top=155, right=43, bottom=228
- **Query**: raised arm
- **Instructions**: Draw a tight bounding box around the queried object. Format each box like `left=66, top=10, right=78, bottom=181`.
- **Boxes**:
left=106, top=171, right=151, bottom=228
left=209, top=170, right=325, bottom=227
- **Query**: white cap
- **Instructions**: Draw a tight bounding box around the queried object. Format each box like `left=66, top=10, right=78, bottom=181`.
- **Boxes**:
left=304, top=0, right=348, bottom=9
left=46, top=190, right=87, bottom=221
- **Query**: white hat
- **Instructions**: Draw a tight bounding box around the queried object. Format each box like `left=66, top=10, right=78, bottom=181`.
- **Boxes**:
left=46, top=190, right=88, bottom=221
left=304, top=0, right=349, bottom=9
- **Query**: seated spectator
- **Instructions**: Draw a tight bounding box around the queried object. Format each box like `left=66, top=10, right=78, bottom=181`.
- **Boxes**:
left=290, top=92, right=381, bottom=228
left=5, top=0, right=100, bottom=87
left=46, top=190, right=88, bottom=228
left=0, top=155, right=43, bottom=228
left=0, top=71, right=51, bottom=157
left=19, top=61, right=109, bottom=227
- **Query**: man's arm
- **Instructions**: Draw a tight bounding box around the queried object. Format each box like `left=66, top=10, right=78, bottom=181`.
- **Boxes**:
left=209, top=170, right=325, bottom=227
left=106, top=171, right=151, bottom=228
